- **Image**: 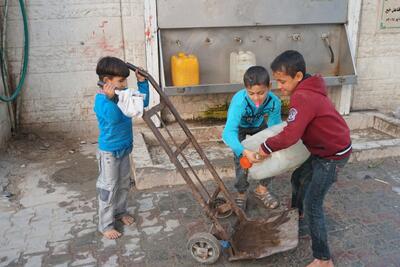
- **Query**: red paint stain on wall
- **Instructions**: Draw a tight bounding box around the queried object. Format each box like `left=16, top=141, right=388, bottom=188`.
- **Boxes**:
left=98, top=35, right=118, bottom=53
left=145, top=15, right=153, bottom=44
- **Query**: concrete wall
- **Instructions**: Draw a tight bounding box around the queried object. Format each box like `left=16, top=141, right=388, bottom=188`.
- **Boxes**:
left=3, top=0, right=146, bottom=139
left=352, top=0, right=400, bottom=112
left=2, top=0, right=400, bottom=139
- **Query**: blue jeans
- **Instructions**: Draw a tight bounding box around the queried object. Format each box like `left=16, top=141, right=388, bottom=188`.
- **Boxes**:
left=291, top=155, right=349, bottom=260
left=233, top=121, right=271, bottom=193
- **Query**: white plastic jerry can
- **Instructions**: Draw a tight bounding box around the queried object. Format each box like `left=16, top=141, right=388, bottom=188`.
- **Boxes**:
left=229, top=51, right=256, bottom=84
left=241, top=122, right=310, bottom=180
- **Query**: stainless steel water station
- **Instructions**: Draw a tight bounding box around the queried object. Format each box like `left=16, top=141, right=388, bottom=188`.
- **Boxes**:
left=156, top=0, right=357, bottom=96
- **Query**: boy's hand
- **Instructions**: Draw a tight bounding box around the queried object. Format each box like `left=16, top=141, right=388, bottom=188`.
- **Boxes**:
left=258, top=147, right=272, bottom=159
left=243, top=149, right=264, bottom=163
left=103, top=83, right=116, bottom=99
left=135, top=69, right=146, bottom=82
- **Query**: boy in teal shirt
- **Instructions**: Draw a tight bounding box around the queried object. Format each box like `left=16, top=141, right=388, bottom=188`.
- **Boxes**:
left=222, top=66, right=282, bottom=210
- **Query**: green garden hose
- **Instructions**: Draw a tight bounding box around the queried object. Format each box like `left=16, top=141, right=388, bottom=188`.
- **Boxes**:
left=0, top=0, right=29, bottom=102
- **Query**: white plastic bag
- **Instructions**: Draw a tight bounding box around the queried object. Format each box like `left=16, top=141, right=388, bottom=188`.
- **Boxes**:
left=115, top=88, right=144, bottom=118
left=241, top=122, right=310, bottom=180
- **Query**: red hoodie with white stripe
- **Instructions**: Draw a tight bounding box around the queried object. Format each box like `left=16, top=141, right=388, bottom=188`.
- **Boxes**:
left=260, top=75, right=352, bottom=160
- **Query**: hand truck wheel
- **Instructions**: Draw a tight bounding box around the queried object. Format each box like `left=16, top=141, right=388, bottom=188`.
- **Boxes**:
left=212, top=197, right=233, bottom=219
left=187, top=232, right=221, bottom=264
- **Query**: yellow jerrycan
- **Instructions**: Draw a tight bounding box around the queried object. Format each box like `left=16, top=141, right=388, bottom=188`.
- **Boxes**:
left=171, top=52, right=200, bottom=86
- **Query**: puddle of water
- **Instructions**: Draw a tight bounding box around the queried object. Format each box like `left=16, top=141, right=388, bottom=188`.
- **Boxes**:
left=51, top=154, right=97, bottom=184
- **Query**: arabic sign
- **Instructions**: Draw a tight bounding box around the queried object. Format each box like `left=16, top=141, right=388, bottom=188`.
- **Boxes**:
left=381, top=0, right=400, bottom=29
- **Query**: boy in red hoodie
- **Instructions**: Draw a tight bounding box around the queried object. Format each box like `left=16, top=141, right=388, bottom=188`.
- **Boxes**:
left=258, top=50, right=351, bottom=267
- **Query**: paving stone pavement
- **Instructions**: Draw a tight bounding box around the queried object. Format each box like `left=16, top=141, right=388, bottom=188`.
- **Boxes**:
left=0, top=137, right=400, bottom=267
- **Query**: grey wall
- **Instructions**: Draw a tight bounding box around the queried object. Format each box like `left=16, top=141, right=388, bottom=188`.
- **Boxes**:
left=352, top=0, right=400, bottom=112
left=4, top=0, right=146, bottom=139
left=2, top=0, right=399, bottom=142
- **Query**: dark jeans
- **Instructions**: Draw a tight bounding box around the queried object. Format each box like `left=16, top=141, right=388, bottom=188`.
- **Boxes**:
left=233, top=121, right=271, bottom=193
left=291, top=155, right=349, bottom=260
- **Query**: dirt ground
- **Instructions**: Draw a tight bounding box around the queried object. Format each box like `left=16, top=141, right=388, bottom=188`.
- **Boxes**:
left=1, top=130, right=400, bottom=266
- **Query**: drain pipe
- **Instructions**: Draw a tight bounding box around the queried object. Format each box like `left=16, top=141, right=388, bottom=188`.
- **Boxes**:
left=0, top=0, right=16, bottom=131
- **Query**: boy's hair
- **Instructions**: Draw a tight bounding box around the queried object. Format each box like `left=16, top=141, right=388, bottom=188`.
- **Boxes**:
left=96, top=56, right=130, bottom=81
left=270, top=50, right=306, bottom=78
left=243, top=66, right=270, bottom=88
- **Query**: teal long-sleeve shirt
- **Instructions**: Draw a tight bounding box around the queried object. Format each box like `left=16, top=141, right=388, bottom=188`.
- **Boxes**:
left=222, top=89, right=282, bottom=157
left=94, top=80, right=149, bottom=152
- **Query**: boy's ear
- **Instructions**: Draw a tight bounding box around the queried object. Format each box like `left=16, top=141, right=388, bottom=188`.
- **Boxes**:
left=294, top=71, right=303, bottom=82
left=103, top=76, right=110, bottom=83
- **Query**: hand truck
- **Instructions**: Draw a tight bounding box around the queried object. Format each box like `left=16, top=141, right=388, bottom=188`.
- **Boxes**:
left=126, top=63, right=298, bottom=264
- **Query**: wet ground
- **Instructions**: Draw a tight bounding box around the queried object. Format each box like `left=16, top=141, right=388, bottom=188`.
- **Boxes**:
left=0, top=132, right=400, bottom=267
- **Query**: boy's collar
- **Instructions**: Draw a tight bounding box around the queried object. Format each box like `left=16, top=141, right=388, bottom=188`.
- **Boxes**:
left=302, top=73, right=311, bottom=80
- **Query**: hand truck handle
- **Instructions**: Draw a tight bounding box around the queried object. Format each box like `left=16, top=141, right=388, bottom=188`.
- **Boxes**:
left=126, top=63, right=150, bottom=80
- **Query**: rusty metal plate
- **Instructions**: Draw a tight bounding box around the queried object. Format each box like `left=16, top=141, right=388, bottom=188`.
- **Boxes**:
left=229, top=209, right=299, bottom=261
